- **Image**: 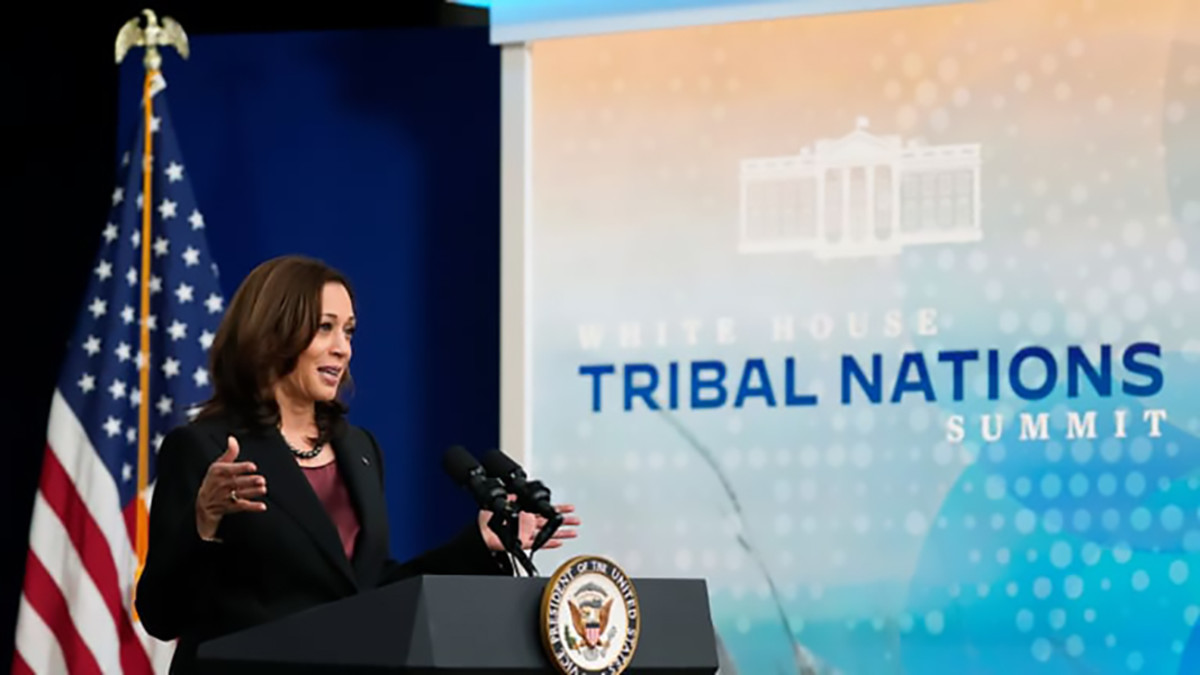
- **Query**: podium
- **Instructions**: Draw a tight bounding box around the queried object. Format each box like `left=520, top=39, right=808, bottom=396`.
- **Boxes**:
left=195, top=574, right=718, bottom=674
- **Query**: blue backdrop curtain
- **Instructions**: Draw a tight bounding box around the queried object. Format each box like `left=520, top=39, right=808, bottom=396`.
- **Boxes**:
left=114, top=26, right=502, bottom=560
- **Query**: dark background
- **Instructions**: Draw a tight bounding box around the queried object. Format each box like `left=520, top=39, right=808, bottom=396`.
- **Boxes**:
left=5, top=1, right=501, bottom=667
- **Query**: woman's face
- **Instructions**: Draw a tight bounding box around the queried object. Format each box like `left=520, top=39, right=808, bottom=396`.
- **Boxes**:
left=278, top=281, right=354, bottom=405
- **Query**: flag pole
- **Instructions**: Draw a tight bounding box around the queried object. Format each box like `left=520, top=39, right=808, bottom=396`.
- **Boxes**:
left=134, top=49, right=154, bottom=615
left=114, top=7, right=190, bottom=617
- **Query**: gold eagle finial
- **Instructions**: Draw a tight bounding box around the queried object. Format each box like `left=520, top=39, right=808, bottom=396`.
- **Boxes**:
left=115, top=9, right=189, bottom=70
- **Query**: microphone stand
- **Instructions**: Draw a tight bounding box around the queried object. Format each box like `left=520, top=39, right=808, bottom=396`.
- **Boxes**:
left=530, top=511, right=564, bottom=554
left=487, top=507, right=537, bottom=577
left=444, top=447, right=540, bottom=576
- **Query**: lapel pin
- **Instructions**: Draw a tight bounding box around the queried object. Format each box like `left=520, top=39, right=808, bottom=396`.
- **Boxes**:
left=362, top=456, right=370, bottom=466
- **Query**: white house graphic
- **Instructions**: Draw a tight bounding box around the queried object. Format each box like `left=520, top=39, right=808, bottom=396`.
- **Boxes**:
left=738, top=118, right=982, bottom=258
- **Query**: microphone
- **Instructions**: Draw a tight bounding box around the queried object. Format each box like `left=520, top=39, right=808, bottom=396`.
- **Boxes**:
left=481, top=449, right=563, bottom=554
left=442, top=445, right=511, bottom=515
left=442, top=446, right=536, bottom=576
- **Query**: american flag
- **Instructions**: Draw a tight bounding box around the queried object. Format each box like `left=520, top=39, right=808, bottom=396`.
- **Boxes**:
left=13, top=71, right=224, bottom=674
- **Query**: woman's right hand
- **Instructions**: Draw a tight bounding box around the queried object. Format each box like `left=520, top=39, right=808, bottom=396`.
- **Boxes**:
left=195, top=435, right=267, bottom=541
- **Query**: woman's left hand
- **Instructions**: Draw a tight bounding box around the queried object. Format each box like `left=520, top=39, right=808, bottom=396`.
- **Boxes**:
left=480, top=502, right=580, bottom=552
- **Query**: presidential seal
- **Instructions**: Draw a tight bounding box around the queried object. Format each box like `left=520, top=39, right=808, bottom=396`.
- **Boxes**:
left=541, top=555, right=640, bottom=675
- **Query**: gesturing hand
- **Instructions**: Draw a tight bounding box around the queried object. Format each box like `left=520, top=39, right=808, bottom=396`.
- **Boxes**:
left=520, top=504, right=580, bottom=551
left=195, top=436, right=267, bottom=541
left=479, top=501, right=580, bottom=553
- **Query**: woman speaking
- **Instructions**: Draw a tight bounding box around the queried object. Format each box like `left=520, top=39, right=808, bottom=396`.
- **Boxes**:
left=135, top=255, right=578, bottom=674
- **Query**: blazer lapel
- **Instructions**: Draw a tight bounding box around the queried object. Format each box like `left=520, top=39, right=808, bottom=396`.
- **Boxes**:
left=239, top=430, right=358, bottom=590
left=332, top=428, right=385, bottom=584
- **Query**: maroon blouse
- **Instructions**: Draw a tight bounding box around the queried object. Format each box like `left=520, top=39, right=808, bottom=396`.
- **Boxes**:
left=301, top=461, right=361, bottom=561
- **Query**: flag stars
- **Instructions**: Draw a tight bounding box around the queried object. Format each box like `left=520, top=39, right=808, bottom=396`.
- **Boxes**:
left=204, top=293, right=224, bottom=314
left=72, top=117, right=222, bottom=460
left=182, top=246, right=201, bottom=267
left=122, top=463, right=134, bottom=481
left=88, top=297, right=107, bottom=319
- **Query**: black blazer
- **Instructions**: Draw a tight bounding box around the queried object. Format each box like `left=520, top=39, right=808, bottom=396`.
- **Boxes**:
left=135, top=414, right=510, bottom=675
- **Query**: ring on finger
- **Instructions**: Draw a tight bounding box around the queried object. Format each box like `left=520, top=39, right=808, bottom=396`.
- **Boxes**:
left=229, top=489, right=238, bottom=503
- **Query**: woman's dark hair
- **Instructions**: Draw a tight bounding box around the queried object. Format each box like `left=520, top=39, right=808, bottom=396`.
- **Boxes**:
left=194, top=255, right=355, bottom=446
